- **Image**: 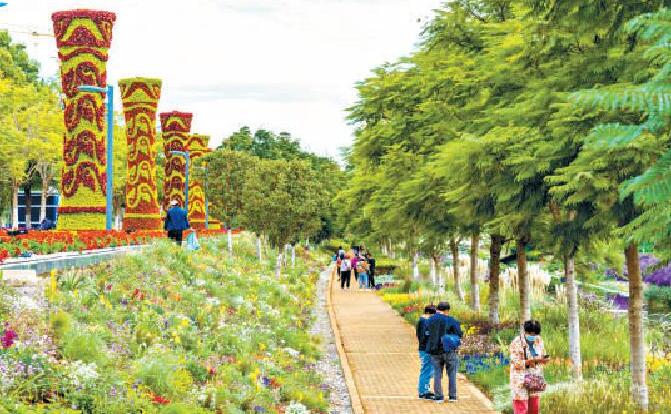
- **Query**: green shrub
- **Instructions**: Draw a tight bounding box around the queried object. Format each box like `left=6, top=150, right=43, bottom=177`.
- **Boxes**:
left=61, top=329, right=106, bottom=365
left=48, top=310, right=72, bottom=341
left=134, top=351, right=193, bottom=398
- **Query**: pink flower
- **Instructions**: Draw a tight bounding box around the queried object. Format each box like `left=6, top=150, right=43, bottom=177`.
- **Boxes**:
left=1, top=329, right=18, bottom=349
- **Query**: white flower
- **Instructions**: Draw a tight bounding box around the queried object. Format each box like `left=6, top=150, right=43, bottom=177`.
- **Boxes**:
left=68, top=360, right=99, bottom=387
left=284, top=348, right=300, bottom=357
left=285, top=401, right=310, bottom=414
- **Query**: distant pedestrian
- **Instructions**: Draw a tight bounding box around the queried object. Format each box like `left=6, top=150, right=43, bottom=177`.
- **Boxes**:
left=426, top=301, right=463, bottom=403
left=357, top=258, right=369, bottom=289
left=164, top=200, right=190, bottom=246
left=335, top=253, right=342, bottom=281
left=340, top=255, right=352, bottom=290
left=351, top=254, right=360, bottom=282
left=510, top=320, right=548, bottom=414
left=366, top=253, right=376, bottom=288
left=416, top=305, right=436, bottom=399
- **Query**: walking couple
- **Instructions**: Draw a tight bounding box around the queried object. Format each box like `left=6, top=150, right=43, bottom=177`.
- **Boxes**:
left=416, top=302, right=463, bottom=403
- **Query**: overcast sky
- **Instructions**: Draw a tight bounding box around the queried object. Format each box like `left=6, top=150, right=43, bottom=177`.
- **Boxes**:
left=0, top=0, right=444, bottom=159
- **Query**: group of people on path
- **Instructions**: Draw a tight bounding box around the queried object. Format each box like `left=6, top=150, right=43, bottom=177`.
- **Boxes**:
left=333, top=246, right=376, bottom=290
left=416, top=304, right=548, bottom=413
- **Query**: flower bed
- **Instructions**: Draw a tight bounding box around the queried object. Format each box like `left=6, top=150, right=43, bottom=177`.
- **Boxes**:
left=0, top=229, right=230, bottom=261
left=0, top=235, right=326, bottom=413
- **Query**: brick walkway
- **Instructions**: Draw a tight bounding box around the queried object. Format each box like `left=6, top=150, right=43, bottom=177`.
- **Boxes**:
left=328, top=270, right=498, bottom=414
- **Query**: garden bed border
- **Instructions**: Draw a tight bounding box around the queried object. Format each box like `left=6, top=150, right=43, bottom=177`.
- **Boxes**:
left=327, top=266, right=365, bottom=414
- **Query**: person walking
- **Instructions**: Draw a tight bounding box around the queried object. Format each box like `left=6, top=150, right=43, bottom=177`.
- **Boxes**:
left=357, top=258, right=369, bottom=290
left=510, top=320, right=549, bottom=414
left=366, top=252, right=376, bottom=289
left=426, top=301, right=463, bottom=403
left=416, top=305, right=436, bottom=399
left=340, top=255, right=352, bottom=290
left=335, top=253, right=342, bottom=281
left=164, top=200, right=190, bottom=246
left=351, top=254, right=360, bottom=283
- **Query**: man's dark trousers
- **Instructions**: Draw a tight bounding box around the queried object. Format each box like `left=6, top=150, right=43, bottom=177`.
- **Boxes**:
left=431, top=351, right=459, bottom=400
left=340, top=270, right=351, bottom=289
left=167, top=230, right=183, bottom=246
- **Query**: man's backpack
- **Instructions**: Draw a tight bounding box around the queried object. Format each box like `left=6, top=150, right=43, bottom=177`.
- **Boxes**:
left=441, top=333, right=461, bottom=352
left=441, top=322, right=462, bottom=353
left=340, top=259, right=350, bottom=272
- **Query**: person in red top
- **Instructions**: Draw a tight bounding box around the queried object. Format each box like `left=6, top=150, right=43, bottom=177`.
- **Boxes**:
left=351, top=254, right=359, bottom=282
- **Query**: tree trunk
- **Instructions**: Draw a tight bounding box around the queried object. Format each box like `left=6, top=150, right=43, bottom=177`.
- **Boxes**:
left=438, top=260, right=445, bottom=295
left=412, top=251, right=420, bottom=280
left=517, top=237, right=531, bottom=322
left=291, top=245, right=296, bottom=268
left=389, top=239, right=396, bottom=259
left=256, top=235, right=263, bottom=261
left=564, top=254, right=582, bottom=381
left=40, top=177, right=49, bottom=221
left=489, top=235, right=504, bottom=326
left=23, top=183, right=32, bottom=228
left=625, top=243, right=649, bottom=410
left=429, top=255, right=436, bottom=286
left=275, top=252, right=283, bottom=278
left=470, top=233, right=480, bottom=311
left=227, top=228, right=233, bottom=255
left=11, top=182, right=20, bottom=230
left=450, top=239, right=464, bottom=300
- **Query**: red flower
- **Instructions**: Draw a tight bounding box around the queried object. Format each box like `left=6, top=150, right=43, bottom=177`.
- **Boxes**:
left=149, top=393, right=170, bottom=405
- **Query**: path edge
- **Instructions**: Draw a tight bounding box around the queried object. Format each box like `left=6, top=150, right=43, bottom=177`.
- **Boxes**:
left=326, top=267, right=365, bottom=414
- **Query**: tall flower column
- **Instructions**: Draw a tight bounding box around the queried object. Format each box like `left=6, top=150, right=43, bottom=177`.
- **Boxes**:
left=160, top=112, right=192, bottom=212
left=187, top=134, right=210, bottom=229
left=118, top=78, right=162, bottom=230
left=52, top=10, right=116, bottom=230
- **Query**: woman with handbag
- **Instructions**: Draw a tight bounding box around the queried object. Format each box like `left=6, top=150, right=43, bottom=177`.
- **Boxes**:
left=509, top=320, right=549, bottom=414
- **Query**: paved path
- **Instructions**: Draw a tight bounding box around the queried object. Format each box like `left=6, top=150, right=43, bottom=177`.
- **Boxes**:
left=328, top=270, right=498, bottom=414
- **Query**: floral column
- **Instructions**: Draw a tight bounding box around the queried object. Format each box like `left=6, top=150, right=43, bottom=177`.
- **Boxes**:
left=118, top=78, right=162, bottom=230
left=160, top=112, right=192, bottom=212
left=187, top=134, right=209, bottom=229
left=52, top=10, right=116, bottom=230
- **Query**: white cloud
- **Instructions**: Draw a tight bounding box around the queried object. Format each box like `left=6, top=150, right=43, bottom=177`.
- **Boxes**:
left=0, top=0, right=443, bottom=158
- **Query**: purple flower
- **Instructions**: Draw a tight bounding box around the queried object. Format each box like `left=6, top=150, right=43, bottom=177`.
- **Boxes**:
left=644, top=264, right=671, bottom=287
left=608, top=294, right=629, bottom=310
left=254, top=406, right=266, bottom=413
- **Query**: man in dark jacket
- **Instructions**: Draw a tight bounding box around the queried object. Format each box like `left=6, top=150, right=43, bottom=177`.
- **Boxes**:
left=164, top=200, right=189, bottom=245
left=366, top=253, right=376, bottom=288
left=426, top=301, right=463, bottom=403
left=416, top=305, right=436, bottom=399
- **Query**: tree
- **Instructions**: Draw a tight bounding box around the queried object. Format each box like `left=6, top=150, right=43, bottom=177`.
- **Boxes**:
left=197, top=149, right=259, bottom=255
left=242, top=158, right=323, bottom=276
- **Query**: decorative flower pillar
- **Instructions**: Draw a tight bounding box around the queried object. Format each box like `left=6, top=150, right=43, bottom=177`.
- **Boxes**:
left=118, top=78, right=162, bottom=230
left=187, top=134, right=210, bottom=229
left=52, top=10, right=116, bottom=230
left=160, top=112, right=192, bottom=212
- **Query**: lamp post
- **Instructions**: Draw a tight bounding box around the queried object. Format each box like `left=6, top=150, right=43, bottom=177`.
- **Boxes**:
left=77, top=84, right=114, bottom=230
left=170, top=150, right=190, bottom=213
